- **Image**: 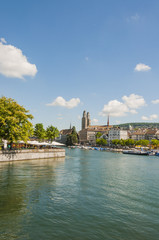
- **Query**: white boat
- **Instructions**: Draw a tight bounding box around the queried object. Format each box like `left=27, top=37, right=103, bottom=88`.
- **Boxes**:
left=122, top=150, right=149, bottom=155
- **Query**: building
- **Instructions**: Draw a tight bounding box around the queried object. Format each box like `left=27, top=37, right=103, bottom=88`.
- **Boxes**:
left=79, top=129, right=96, bottom=145
left=57, top=128, right=73, bottom=144
left=79, top=110, right=111, bottom=145
left=155, top=130, right=159, bottom=140
left=108, top=128, right=128, bottom=141
left=145, top=129, right=158, bottom=141
left=130, top=130, right=146, bottom=141
left=129, top=128, right=159, bottom=141
left=82, top=110, right=91, bottom=129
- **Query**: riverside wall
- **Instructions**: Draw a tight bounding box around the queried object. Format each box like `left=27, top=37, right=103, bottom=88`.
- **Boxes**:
left=0, top=148, right=65, bottom=162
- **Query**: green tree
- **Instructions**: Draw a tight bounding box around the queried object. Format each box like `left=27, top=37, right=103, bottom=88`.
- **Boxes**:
left=120, top=139, right=126, bottom=146
left=111, top=139, right=121, bottom=146
left=125, top=139, right=135, bottom=147
left=96, top=138, right=107, bottom=146
left=46, top=125, right=59, bottom=142
left=151, top=139, right=159, bottom=149
left=96, top=132, right=102, bottom=139
left=66, top=135, right=73, bottom=146
left=34, top=123, right=46, bottom=141
left=0, top=96, right=33, bottom=144
left=66, top=126, right=78, bottom=146
left=136, top=139, right=149, bottom=147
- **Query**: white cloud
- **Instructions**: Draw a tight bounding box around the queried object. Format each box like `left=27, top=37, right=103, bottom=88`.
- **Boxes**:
left=142, top=114, right=158, bottom=121
left=152, top=99, right=159, bottom=104
left=150, top=114, right=158, bottom=120
left=78, top=115, right=81, bottom=120
left=0, top=38, right=37, bottom=79
left=100, top=94, right=146, bottom=118
left=141, top=116, right=148, bottom=121
left=130, top=109, right=138, bottom=114
left=131, top=13, right=140, bottom=21
left=127, top=13, right=140, bottom=23
left=0, top=38, right=6, bottom=44
left=92, top=118, right=99, bottom=124
left=122, top=94, right=146, bottom=109
left=46, top=96, right=80, bottom=109
left=134, top=63, right=151, bottom=72
left=100, top=100, right=129, bottom=117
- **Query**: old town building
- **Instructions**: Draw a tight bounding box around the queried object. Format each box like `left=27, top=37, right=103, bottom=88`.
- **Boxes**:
left=79, top=110, right=111, bottom=144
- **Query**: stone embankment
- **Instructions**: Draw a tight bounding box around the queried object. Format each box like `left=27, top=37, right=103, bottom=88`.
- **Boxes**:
left=0, top=148, right=65, bottom=162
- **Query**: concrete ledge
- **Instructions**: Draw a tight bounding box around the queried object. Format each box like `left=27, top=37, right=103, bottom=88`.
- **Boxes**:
left=0, top=148, right=65, bottom=162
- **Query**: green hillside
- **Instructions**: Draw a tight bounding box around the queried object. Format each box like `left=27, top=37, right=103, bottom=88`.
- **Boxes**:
left=115, top=122, right=159, bottom=129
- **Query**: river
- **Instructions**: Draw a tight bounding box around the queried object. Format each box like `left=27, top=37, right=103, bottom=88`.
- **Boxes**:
left=0, top=148, right=159, bottom=240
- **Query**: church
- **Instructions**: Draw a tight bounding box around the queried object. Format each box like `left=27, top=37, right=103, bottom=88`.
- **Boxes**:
left=79, top=110, right=111, bottom=145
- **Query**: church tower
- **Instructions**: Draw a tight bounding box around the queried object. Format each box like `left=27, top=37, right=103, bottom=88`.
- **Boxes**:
left=107, top=115, right=109, bottom=128
left=87, top=112, right=91, bottom=127
left=82, top=110, right=87, bottom=130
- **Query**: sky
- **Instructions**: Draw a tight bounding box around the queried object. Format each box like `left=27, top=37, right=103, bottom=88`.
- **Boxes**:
left=0, top=0, right=159, bottom=130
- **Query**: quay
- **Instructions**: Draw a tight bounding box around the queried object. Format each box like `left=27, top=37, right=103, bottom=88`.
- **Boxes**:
left=0, top=148, right=65, bottom=162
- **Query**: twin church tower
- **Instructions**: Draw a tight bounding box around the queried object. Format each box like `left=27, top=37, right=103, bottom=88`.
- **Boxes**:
left=81, top=110, right=110, bottom=130
left=82, top=111, right=91, bottom=130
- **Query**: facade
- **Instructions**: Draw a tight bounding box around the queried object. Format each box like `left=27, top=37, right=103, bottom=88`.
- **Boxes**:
left=79, top=110, right=111, bottom=144
left=108, top=128, right=128, bottom=141
left=145, top=129, right=158, bottom=141
left=130, top=130, right=146, bottom=141
left=79, top=129, right=96, bottom=145
left=58, top=128, right=73, bottom=144
left=130, top=128, right=159, bottom=141
left=155, top=130, right=159, bottom=140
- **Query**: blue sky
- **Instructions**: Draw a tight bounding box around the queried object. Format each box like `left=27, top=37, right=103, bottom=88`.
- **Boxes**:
left=0, top=0, right=159, bottom=130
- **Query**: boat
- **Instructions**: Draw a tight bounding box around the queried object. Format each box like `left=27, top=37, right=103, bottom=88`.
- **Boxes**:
left=147, top=150, right=156, bottom=156
left=122, top=150, right=149, bottom=155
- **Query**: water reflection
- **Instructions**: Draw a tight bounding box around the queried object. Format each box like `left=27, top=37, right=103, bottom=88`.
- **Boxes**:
left=0, top=150, right=159, bottom=240
left=0, top=158, right=65, bottom=214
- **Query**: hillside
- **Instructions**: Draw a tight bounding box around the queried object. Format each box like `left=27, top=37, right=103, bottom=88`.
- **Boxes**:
left=115, top=122, right=159, bottom=129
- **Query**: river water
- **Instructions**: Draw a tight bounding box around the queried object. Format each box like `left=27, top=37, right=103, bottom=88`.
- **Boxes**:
left=0, top=148, right=159, bottom=240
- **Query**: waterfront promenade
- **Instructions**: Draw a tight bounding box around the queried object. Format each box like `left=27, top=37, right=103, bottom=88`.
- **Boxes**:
left=0, top=148, right=65, bottom=162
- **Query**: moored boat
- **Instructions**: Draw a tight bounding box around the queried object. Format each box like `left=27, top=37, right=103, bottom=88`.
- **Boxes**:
left=122, top=150, right=149, bottom=155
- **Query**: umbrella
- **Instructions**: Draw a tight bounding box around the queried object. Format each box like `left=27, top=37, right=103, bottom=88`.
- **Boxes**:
left=51, top=141, right=65, bottom=146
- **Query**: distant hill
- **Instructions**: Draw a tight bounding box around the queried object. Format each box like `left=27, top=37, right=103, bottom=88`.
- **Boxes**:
left=115, top=122, right=159, bottom=129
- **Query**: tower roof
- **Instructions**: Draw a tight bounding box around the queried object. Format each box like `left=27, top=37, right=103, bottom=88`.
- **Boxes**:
left=107, top=115, right=109, bottom=127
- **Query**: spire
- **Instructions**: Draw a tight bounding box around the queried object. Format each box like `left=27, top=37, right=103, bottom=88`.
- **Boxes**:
left=107, top=115, right=109, bottom=127
left=70, top=123, right=72, bottom=129
left=87, top=112, right=91, bottom=127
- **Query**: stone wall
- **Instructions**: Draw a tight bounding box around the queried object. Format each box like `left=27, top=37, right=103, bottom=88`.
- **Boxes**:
left=0, top=148, right=65, bottom=162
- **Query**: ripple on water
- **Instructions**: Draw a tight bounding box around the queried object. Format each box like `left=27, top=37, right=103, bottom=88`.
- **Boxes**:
left=0, top=150, right=159, bottom=240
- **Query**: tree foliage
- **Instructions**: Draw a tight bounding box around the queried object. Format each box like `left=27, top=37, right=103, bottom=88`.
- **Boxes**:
left=96, top=132, right=102, bottom=139
left=151, top=139, right=159, bottom=148
left=116, top=122, right=159, bottom=129
left=136, top=139, right=149, bottom=147
left=34, top=123, right=46, bottom=141
left=0, top=96, right=33, bottom=143
left=125, top=139, right=135, bottom=146
left=66, top=126, right=78, bottom=146
left=111, top=139, right=149, bottom=147
left=46, top=125, right=59, bottom=142
left=96, top=138, right=107, bottom=146
left=111, top=139, right=121, bottom=145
